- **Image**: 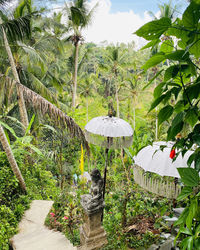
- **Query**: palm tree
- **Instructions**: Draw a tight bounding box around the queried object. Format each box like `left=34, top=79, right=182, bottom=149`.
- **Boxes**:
left=79, top=73, right=96, bottom=122
left=0, top=124, right=27, bottom=191
left=126, top=75, right=141, bottom=132
left=64, top=0, right=97, bottom=108
left=0, top=0, right=34, bottom=192
left=0, top=0, right=35, bottom=128
left=100, top=46, right=128, bottom=117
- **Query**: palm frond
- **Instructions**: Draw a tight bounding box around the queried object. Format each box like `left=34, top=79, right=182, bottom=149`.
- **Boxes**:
left=0, top=74, right=90, bottom=153
left=28, top=73, right=58, bottom=105
left=0, top=12, right=37, bottom=42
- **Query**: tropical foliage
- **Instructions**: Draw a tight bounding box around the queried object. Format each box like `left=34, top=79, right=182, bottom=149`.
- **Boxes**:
left=135, top=0, right=200, bottom=249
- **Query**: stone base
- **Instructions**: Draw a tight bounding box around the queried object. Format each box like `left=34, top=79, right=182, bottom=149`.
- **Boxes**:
left=79, top=209, right=107, bottom=250
left=79, top=225, right=107, bottom=250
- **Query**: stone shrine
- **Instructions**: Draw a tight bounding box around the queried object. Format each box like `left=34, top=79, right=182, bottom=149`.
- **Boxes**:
left=79, top=169, right=107, bottom=250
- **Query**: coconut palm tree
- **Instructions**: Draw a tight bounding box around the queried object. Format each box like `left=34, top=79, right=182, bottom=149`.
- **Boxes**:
left=79, top=73, right=96, bottom=122
left=0, top=0, right=36, bottom=128
left=0, top=124, right=27, bottom=191
left=63, top=0, right=97, bottom=108
left=0, top=0, right=34, bottom=192
left=99, top=46, right=128, bottom=117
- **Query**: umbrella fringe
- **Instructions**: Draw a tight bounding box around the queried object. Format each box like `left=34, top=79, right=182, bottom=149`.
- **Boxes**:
left=133, top=165, right=181, bottom=199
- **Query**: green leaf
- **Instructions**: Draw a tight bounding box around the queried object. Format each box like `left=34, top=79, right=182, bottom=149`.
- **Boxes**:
left=167, top=112, right=184, bottom=140
left=160, top=39, right=174, bottom=53
left=141, top=39, right=160, bottom=50
left=165, top=50, right=189, bottom=61
left=182, top=2, right=200, bottom=28
left=142, top=69, right=164, bottom=90
left=187, top=153, right=195, bottom=168
left=179, top=226, right=192, bottom=235
left=153, top=82, right=166, bottom=98
left=135, top=17, right=171, bottom=40
left=177, top=187, right=193, bottom=201
left=186, top=199, right=198, bottom=230
left=174, top=100, right=186, bottom=113
left=158, top=105, right=173, bottom=125
left=0, top=121, right=17, bottom=139
left=185, top=108, right=198, bottom=127
left=167, top=121, right=184, bottom=140
left=174, top=207, right=189, bottom=226
left=180, top=236, right=194, bottom=250
left=149, top=94, right=166, bottom=112
left=189, top=35, right=200, bottom=58
left=192, top=134, right=200, bottom=146
left=195, top=224, right=200, bottom=237
left=178, top=168, right=199, bottom=187
left=183, top=82, right=200, bottom=101
left=25, top=114, right=35, bottom=136
left=164, top=65, right=179, bottom=81
left=142, top=54, right=165, bottom=70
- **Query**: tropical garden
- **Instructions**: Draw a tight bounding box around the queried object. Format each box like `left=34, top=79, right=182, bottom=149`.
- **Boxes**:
left=0, top=0, right=200, bottom=249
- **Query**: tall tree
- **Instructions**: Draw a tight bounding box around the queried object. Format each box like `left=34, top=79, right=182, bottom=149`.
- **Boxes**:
left=64, top=0, right=97, bottom=108
left=0, top=124, right=27, bottom=191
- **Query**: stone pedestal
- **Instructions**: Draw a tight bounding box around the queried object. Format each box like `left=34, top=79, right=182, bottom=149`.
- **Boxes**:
left=79, top=208, right=107, bottom=250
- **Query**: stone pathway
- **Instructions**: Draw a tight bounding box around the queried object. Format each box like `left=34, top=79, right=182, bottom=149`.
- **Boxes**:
left=11, top=200, right=77, bottom=250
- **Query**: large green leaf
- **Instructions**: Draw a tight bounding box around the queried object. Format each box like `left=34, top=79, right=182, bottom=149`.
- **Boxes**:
left=188, top=35, right=200, bottom=58
left=165, top=50, right=189, bottom=61
left=174, top=207, right=189, bottom=226
left=182, top=1, right=200, bottom=28
left=141, top=39, right=160, bottom=50
left=142, top=54, right=165, bottom=70
left=164, top=65, right=179, bottom=81
left=186, top=199, right=198, bottom=230
left=177, top=187, right=193, bottom=201
left=149, top=94, right=166, bottom=112
left=171, top=112, right=184, bottom=129
left=167, top=121, right=184, bottom=140
left=178, top=168, right=199, bottom=187
left=180, top=236, right=194, bottom=250
left=158, top=105, right=173, bottom=125
left=135, top=17, right=171, bottom=41
left=153, top=82, right=166, bottom=98
left=183, top=81, right=200, bottom=101
left=185, top=107, right=198, bottom=127
left=160, top=39, right=174, bottom=53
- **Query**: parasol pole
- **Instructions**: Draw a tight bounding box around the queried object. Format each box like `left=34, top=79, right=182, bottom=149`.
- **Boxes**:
left=103, top=147, right=109, bottom=200
left=102, top=145, right=109, bottom=222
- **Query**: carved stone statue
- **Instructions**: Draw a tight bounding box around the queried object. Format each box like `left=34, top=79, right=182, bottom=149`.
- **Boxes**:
left=81, top=169, right=104, bottom=214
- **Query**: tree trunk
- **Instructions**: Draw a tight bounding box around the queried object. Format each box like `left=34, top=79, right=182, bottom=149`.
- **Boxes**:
left=116, top=87, right=119, bottom=117
left=86, top=98, right=88, bottom=123
left=1, top=24, right=29, bottom=129
left=0, top=125, right=26, bottom=192
left=133, top=107, right=136, bottom=132
left=154, top=80, right=158, bottom=140
left=72, top=43, right=79, bottom=108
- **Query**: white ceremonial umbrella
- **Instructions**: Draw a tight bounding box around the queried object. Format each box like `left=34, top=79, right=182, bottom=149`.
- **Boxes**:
left=85, top=115, right=133, bottom=199
left=85, top=116, right=133, bottom=149
left=134, top=141, right=194, bottom=178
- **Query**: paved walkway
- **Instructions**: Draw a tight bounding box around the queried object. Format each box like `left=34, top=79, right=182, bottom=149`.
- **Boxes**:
left=11, top=200, right=76, bottom=250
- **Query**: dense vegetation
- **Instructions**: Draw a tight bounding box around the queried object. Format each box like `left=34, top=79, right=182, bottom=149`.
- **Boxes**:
left=0, top=0, right=200, bottom=249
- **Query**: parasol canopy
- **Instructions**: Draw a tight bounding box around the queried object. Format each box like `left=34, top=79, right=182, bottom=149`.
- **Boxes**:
left=134, top=141, right=194, bottom=178
left=85, top=116, right=133, bottom=149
